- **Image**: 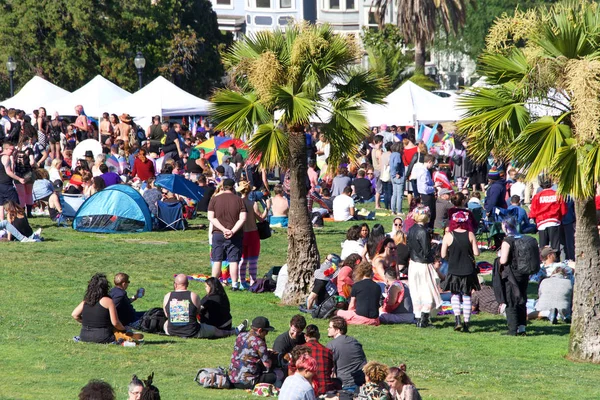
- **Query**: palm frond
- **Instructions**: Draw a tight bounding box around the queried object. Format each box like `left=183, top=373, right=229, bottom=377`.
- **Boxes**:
left=550, top=141, right=594, bottom=199
left=332, top=69, right=389, bottom=104
left=274, top=85, right=317, bottom=126
left=210, top=90, right=271, bottom=136
left=247, top=122, right=289, bottom=169
left=321, top=96, right=369, bottom=172
left=478, top=50, right=530, bottom=85
left=511, top=115, right=572, bottom=180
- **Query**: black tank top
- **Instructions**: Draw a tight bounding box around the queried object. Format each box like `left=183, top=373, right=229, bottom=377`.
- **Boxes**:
left=447, top=231, right=475, bottom=276
left=82, top=301, right=112, bottom=329
left=12, top=215, right=33, bottom=238
left=187, top=158, right=204, bottom=174
left=0, top=155, right=13, bottom=185
left=166, top=291, right=200, bottom=337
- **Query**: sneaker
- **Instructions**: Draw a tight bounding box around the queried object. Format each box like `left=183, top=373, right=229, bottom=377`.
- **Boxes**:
left=235, top=319, right=249, bottom=335
left=33, top=228, right=42, bottom=237
left=230, top=286, right=240, bottom=292
left=21, top=237, right=36, bottom=243
left=240, top=282, right=250, bottom=290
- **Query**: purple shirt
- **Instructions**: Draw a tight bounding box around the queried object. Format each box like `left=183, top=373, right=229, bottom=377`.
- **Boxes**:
left=101, top=172, right=121, bottom=187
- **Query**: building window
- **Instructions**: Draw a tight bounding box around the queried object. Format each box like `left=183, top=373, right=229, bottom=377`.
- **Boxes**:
left=256, top=0, right=271, bottom=8
left=246, top=14, right=252, bottom=24
left=280, top=0, right=292, bottom=8
left=255, top=15, right=273, bottom=25
left=345, top=0, right=355, bottom=9
left=279, top=16, right=292, bottom=25
left=329, top=0, right=339, bottom=9
left=216, top=0, right=232, bottom=5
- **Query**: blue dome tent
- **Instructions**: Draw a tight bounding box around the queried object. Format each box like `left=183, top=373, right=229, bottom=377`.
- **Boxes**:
left=73, top=185, right=152, bottom=233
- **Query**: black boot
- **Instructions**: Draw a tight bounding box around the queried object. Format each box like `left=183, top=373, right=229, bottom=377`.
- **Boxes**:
left=454, top=316, right=462, bottom=331
left=421, top=313, right=434, bottom=328
left=462, top=321, right=470, bottom=333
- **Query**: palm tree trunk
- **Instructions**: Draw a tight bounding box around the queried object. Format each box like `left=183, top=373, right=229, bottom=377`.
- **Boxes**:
left=281, top=125, right=320, bottom=305
left=568, top=197, right=600, bottom=363
left=414, top=37, right=426, bottom=75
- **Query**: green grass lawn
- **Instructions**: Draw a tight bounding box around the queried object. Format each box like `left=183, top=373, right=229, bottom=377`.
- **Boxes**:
left=0, top=211, right=599, bottom=400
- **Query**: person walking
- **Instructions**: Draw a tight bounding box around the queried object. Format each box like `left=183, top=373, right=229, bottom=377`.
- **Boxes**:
left=441, top=211, right=480, bottom=332
left=389, top=142, right=405, bottom=215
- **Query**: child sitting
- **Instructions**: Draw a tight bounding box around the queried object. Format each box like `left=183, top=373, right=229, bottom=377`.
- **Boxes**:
left=358, top=361, right=390, bottom=399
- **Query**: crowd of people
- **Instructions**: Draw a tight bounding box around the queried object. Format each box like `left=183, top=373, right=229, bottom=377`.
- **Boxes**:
left=0, top=104, right=578, bottom=398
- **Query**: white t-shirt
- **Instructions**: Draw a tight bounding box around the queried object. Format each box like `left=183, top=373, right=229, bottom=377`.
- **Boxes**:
left=510, top=181, right=526, bottom=202
left=341, top=240, right=364, bottom=260
left=333, top=194, right=355, bottom=221
left=315, top=141, right=330, bottom=164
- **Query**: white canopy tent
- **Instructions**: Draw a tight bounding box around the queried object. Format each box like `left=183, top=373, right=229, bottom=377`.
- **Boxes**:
left=45, top=75, right=131, bottom=118
left=108, top=76, right=211, bottom=121
left=1, top=76, right=70, bottom=113
left=366, top=81, right=461, bottom=126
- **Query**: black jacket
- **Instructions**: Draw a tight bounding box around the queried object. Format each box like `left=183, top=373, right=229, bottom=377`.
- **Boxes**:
left=407, top=223, right=433, bottom=263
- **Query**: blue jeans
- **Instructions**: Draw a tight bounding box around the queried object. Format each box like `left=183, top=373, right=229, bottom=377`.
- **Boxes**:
left=0, top=220, right=26, bottom=241
left=381, top=181, right=392, bottom=210
left=391, top=177, right=405, bottom=214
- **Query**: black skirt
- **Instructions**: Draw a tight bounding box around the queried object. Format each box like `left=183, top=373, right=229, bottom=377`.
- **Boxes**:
left=441, top=273, right=481, bottom=294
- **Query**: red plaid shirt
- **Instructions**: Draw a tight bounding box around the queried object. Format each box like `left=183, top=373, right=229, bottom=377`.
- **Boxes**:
left=304, top=340, right=337, bottom=395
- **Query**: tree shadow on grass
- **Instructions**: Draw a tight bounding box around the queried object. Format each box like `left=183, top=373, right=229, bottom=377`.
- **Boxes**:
left=524, top=324, right=571, bottom=337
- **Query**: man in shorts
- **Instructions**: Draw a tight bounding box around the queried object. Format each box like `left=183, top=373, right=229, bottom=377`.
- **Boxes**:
left=208, top=178, right=247, bottom=290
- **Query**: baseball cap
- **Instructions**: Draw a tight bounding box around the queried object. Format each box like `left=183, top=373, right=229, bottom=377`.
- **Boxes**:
left=439, top=188, right=453, bottom=196
left=540, top=247, right=557, bottom=259
left=252, top=316, right=275, bottom=331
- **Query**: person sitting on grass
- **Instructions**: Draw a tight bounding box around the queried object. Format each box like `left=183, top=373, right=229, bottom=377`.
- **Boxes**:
left=303, top=325, right=339, bottom=396
left=386, top=366, right=421, bottom=400
left=79, top=380, right=115, bottom=400
left=162, top=274, right=246, bottom=339
left=507, top=195, right=537, bottom=234
left=326, top=316, right=367, bottom=393
left=333, top=186, right=369, bottom=221
left=371, top=237, right=397, bottom=284
left=200, top=277, right=233, bottom=331
left=4, top=201, right=41, bottom=241
left=279, top=354, right=318, bottom=400
left=109, top=273, right=145, bottom=328
left=379, top=270, right=415, bottom=325
left=531, top=267, right=573, bottom=324
left=357, top=361, right=390, bottom=400
left=140, top=373, right=160, bottom=400
left=71, top=273, right=134, bottom=344
left=306, top=254, right=340, bottom=310
left=336, top=262, right=381, bottom=326
left=273, top=315, right=307, bottom=373
left=127, top=375, right=144, bottom=400
left=228, top=316, right=277, bottom=390
left=337, top=254, right=362, bottom=299
left=341, top=225, right=365, bottom=261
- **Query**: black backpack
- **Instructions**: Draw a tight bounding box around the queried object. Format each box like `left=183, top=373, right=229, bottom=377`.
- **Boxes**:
left=138, top=308, right=167, bottom=334
left=508, top=236, right=541, bottom=275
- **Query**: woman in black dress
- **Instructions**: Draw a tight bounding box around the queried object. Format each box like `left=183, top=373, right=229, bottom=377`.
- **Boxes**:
left=441, top=211, right=480, bottom=332
left=200, top=277, right=233, bottom=330
left=72, top=273, right=127, bottom=343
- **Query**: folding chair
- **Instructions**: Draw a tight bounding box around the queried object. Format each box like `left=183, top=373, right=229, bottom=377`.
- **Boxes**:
left=58, top=194, right=86, bottom=227
left=156, top=201, right=185, bottom=231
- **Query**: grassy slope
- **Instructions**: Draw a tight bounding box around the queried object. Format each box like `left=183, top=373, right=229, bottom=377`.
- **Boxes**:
left=0, top=213, right=599, bottom=400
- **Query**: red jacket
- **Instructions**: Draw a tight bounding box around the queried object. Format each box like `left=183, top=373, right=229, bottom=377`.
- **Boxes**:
left=529, top=188, right=567, bottom=228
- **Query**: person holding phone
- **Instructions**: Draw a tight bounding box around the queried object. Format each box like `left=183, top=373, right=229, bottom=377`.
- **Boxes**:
left=109, top=272, right=145, bottom=328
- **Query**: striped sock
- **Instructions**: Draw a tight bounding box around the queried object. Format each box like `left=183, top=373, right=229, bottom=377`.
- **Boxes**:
left=239, top=258, right=247, bottom=283
left=248, top=257, right=258, bottom=283
left=451, top=294, right=462, bottom=316
left=463, top=295, right=472, bottom=322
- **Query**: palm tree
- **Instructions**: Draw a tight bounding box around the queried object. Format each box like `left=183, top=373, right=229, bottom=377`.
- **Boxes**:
left=210, top=23, right=387, bottom=305
left=370, top=0, right=471, bottom=73
left=458, top=1, right=600, bottom=363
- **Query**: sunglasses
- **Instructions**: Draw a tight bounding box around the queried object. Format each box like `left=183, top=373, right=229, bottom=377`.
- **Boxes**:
left=394, top=223, right=402, bottom=226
